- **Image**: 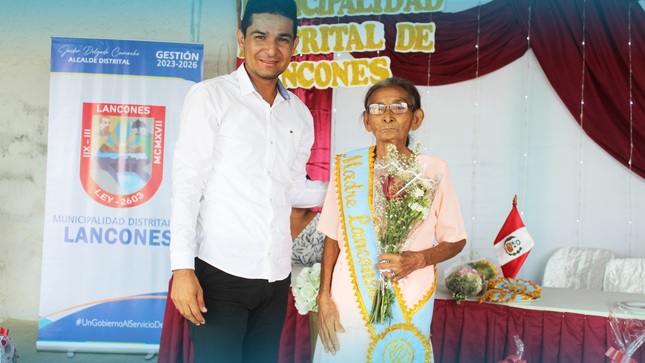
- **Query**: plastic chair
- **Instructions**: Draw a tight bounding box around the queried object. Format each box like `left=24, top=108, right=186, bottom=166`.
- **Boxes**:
left=603, top=258, right=645, bottom=294
left=542, top=247, right=614, bottom=290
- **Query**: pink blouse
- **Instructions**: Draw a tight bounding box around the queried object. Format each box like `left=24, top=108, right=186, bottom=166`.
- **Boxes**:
left=317, top=154, right=467, bottom=328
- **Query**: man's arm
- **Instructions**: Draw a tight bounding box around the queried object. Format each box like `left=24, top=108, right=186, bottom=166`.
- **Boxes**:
left=288, top=101, right=329, bottom=208
left=169, top=83, right=218, bottom=324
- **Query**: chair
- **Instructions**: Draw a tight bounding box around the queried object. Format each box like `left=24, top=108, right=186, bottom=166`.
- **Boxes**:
left=603, top=258, right=645, bottom=294
left=542, top=247, right=614, bottom=290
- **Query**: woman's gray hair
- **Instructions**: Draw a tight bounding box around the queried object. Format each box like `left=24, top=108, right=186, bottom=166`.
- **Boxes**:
left=363, top=77, right=422, bottom=111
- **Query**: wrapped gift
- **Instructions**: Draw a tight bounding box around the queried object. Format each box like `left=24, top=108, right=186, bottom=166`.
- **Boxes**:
left=606, top=304, right=645, bottom=363
left=0, top=327, right=19, bottom=363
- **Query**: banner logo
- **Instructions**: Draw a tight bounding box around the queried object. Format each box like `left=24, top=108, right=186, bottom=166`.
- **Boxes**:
left=80, top=102, right=166, bottom=208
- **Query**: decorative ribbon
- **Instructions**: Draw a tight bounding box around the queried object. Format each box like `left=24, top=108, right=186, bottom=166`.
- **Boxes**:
left=336, top=147, right=434, bottom=363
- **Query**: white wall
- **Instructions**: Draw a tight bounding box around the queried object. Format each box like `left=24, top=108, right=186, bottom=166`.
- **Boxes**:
left=0, top=0, right=238, bottom=321
left=1, top=0, right=643, bottom=321
left=332, top=51, right=645, bottom=281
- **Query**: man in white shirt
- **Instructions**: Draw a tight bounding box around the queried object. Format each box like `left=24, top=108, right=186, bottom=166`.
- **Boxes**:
left=169, top=0, right=327, bottom=361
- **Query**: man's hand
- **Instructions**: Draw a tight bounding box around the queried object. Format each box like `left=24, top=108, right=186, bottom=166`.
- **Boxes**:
left=317, top=292, right=344, bottom=354
left=171, top=269, right=207, bottom=325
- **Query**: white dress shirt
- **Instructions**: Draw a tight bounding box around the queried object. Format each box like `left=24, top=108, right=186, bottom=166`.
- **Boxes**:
left=170, top=63, right=327, bottom=282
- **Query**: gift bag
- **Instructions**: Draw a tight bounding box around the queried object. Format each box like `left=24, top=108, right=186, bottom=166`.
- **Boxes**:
left=606, top=305, right=645, bottom=363
left=499, top=335, right=527, bottom=363
left=0, top=327, right=19, bottom=363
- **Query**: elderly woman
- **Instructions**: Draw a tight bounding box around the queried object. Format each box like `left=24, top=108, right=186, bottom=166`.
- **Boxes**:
left=314, top=77, right=467, bottom=362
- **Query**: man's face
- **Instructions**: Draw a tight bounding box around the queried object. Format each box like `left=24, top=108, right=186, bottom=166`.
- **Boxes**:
left=237, top=13, right=299, bottom=82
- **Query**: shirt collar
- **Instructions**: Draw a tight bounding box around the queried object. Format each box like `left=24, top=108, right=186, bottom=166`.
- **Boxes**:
left=237, top=62, right=290, bottom=101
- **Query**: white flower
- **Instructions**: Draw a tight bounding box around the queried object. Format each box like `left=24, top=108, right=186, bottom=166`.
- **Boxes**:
left=292, top=262, right=321, bottom=315
left=411, top=187, right=425, bottom=198
left=410, top=202, right=423, bottom=212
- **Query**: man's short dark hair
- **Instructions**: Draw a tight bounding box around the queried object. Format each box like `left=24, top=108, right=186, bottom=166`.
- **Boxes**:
left=241, top=0, right=298, bottom=38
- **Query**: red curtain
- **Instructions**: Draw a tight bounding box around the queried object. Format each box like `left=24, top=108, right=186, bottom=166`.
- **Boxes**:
left=289, top=53, right=333, bottom=183
left=512, top=0, right=645, bottom=181
left=160, top=2, right=645, bottom=361
left=432, top=298, right=645, bottom=363
left=238, top=0, right=645, bottom=180
left=348, top=0, right=645, bottom=179
left=291, top=17, right=334, bottom=182
left=347, top=1, right=528, bottom=86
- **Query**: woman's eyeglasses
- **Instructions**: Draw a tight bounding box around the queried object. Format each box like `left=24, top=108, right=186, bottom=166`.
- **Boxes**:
left=366, top=102, right=412, bottom=115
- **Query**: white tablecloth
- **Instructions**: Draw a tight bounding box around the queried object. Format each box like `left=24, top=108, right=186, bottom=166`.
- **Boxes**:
left=435, top=284, right=645, bottom=317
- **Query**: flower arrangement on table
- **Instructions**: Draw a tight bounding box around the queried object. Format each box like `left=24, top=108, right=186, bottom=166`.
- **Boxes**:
left=292, top=262, right=321, bottom=315
left=369, top=144, right=441, bottom=324
left=445, top=259, right=499, bottom=304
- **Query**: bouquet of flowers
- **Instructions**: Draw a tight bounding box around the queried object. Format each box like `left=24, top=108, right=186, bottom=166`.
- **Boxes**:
left=468, top=259, right=499, bottom=281
left=605, top=305, right=645, bottom=363
left=445, top=254, right=500, bottom=303
left=369, top=144, right=440, bottom=324
left=292, top=263, right=321, bottom=315
left=445, top=267, right=484, bottom=304
left=446, top=254, right=498, bottom=304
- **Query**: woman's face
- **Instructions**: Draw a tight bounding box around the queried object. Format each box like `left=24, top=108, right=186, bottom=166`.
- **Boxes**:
left=363, top=85, right=423, bottom=148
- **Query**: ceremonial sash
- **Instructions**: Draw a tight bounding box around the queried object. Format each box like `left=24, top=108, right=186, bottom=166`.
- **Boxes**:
left=336, top=147, right=436, bottom=363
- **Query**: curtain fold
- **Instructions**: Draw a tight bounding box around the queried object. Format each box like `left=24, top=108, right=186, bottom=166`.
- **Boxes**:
left=516, top=0, right=645, bottom=179
left=290, top=80, right=332, bottom=182
left=347, top=0, right=645, bottom=179
left=432, top=298, right=645, bottom=363
left=161, top=2, right=645, bottom=362
left=350, top=0, right=528, bottom=86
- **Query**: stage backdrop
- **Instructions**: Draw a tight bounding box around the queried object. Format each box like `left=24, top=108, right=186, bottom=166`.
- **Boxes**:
left=38, top=37, right=203, bottom=354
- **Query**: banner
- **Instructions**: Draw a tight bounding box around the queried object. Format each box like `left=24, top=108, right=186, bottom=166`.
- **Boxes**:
left=38, top=37, right=203, bottom=354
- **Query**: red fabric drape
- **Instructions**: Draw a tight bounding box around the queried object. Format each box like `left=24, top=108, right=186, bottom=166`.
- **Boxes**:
left=432, top=298, right=645, bottom=363
left=158, top=278, right=193, bottom=363
left=348, top=1, right=528, bottom=86
left=512, top=0, right=645, bottom=180
left=158, top=285, right=314, bottom=363
left=290, top=79, right=332, bottom=183
left=278, top=53, right=333, bottom=363
left=160, top=294, right=644, bottom=363
left=161, top=2, right=645, bottom=361
left=349, top=0, right=645, bottom=179
left=277, top=290, right=313, bottom=363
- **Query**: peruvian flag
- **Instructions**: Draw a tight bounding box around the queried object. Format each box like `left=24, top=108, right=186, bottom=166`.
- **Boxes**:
left=493, top=195, right=535, bottom=278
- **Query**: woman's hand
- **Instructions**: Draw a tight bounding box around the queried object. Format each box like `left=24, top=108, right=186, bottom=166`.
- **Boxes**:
left=376, top=240, right=466, bottom=282
left=316, top=292, right=345, bottom=355
left=376, top=251, right=425, bottom=282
